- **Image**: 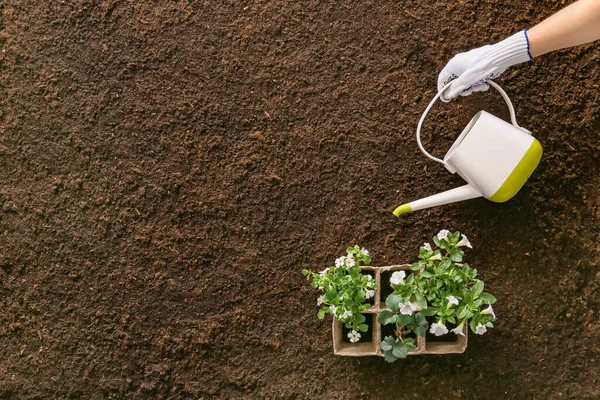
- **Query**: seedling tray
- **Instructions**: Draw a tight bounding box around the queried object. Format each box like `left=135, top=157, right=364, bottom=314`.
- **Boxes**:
left=332, top=265, right=468, bottom=357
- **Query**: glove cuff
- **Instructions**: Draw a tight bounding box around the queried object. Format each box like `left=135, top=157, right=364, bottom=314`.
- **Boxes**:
left=488, top=30, right=533, bottom=69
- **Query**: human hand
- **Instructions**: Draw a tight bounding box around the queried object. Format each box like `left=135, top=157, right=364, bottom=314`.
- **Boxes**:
left=437, top=30, right=533, bottom=102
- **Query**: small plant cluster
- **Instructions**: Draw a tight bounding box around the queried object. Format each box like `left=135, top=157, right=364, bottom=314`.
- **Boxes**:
left=380, top=230, right=497, bottom=362
left=302, top=245, right=376, bottom=343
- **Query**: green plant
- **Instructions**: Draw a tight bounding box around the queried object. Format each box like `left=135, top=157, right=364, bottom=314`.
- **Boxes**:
left=380, top=230, right=497, bottom=362
left=378, top=293, right=428, bottom=362
left=302, top=245, right=376, bottom=343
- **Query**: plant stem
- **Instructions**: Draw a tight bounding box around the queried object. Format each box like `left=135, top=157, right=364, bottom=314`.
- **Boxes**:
left=395, top=322, right=406, bottom=341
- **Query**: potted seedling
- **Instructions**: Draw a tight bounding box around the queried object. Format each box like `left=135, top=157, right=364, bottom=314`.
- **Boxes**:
left=378, top=292, right=429, bottom=361
left=302, top=245, right=377, bottom=351
left=303, top=231, right=496, bottom=360
left=381, top=230, right=497, bottom=360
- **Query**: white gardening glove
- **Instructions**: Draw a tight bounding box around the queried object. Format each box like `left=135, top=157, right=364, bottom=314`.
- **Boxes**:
left=437, top=30, right=533, bottom=102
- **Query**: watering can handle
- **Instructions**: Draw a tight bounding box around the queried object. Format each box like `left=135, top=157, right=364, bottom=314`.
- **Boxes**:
left=416, top=81, right=525, bottom=166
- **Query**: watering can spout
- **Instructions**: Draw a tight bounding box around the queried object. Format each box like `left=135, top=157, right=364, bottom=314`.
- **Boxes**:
left=393, top=184, right=482, bottom=217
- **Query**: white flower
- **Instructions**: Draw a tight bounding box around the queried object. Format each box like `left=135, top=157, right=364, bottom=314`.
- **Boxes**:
left=317, top=295, right=324, bottom=306
left=390, top=270, right=406, bottom=285
left=365, top=289, right=375, bottom=299
left=452, top=321, right=466, bottom=336
left=457, top=234, right=473, bottom=249
left=335, top=257, right=345, bottom=268
left=329, top=305, right=337, bottom=315
left=475, top=324, right=487, bottom=335
left=437, top=229, right=450, bottom=240
left=430, top=322, right=449, bottom=336
left=429, top=253, right=442, bottom=261
left=340, top=310, right=353, bottom=320
left=423, top=243, right=432, bottom=252
left=319, top=267, right=329, bottom=276
left=344, top=255, right=355, bottom=268
left=446, top=295, right=459, bottom=306
left=399, top=301, right=420, bottom=316
left=366, top=280, right=374, bottom=288
left=481, top=304, right=496, bottom=320
left=361, top=248, right=369, bottom=256
left=348, top=330, right=361, bottom=343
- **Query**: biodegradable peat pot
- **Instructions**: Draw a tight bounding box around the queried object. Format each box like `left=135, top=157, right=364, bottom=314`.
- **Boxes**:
left=332, top=265, right=425, bottom=357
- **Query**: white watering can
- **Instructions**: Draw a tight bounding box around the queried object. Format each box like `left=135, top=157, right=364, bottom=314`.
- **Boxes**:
left=393, top=81, right=542, bottom=217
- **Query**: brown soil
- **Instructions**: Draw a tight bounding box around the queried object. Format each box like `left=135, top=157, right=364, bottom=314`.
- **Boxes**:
left=1, top=1, right=599, bottom=399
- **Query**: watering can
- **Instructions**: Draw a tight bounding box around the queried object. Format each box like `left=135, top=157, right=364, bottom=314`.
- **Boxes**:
left=393, top=81, right=542, bottom=217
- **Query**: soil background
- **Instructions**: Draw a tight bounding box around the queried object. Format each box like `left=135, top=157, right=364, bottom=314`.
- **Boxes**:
left=1, top=1, right=599, bottom=399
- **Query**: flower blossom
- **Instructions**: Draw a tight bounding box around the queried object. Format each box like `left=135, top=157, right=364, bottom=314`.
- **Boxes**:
left=429, top=253, right=442, bottom=261
left=390, top=271, right=406, bottom=285
left=457, top=234, right=473, bottom=249
left=446, top=295, right=459, bottom=306
left=452, top=321, right=466, bottom=336
left=319, top=267, right=329, bottom=276
left=481, top=304, right=496, bottom=320
left=366, top=280, right=374, bottom=288
left=348, top=330, right=361, bottom=343
left=437, top=229, right=450, bottom=240
left=335, top=257, right=345, bottom=268
left=340, top=310, right=353, bottom=320
left=423, top=243, right=432, bottom=252
left=400, top=301, right=420, bottom=316
left=361, top=248, right=370, bottom=257
left=329, top=305, right=337, bottom=315
left=365, top=289, right=375, bottom=299
left=475, top=324, right=487, bottom=335
left=430, top=322, right=449, bottom=336
left=344, top=255, right=355, bottom=268
left=317, top=295, right=324, bottom=306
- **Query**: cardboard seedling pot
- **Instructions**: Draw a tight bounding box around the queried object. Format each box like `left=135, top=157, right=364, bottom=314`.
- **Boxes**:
left=332, top=265, right=468, bottom=357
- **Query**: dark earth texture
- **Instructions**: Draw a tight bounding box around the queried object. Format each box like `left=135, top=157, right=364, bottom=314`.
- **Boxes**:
left=1, top=1, right=599, bottom=399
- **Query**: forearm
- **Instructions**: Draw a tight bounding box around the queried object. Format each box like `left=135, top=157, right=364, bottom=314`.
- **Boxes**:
left=528, top=0, right=600, bottom=57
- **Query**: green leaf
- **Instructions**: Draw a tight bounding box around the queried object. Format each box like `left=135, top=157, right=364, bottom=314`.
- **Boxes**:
left=415, top=294, right=427, bottom=310
left=410, top=263, right=421, bottom=271
left=354, top=290, right=366, bottom=303
left=420, top=307, right=439, bottom=317
left=317, top=309, right=325, bottom=319
left=414, top=327, right=426, bottom=337
left=419, top=270, right=433, bottom=278
left=450, top=251, right=462, bottom=262
left=414, top=312, right=428, bottom=328
left=384, top=350, right=398, bottom=363
left=392, top=343, right=409, bottom=358
left=447, top=315, right=456, bottom=324
left=479, top=292, right=497, bottom=304
left=396, top=314, right=410, bottom=325
left=357, top=313, right=366, bottom=324
left=324, top=289, right=336, bottom=302
left=405, top=342, right=417, bottom=352
left=385, top=294, right=403, bottom=312
left=378, top=310, right=397, bottom=325
left=358, top=323, right=368, bottom=332
left=470, top=319, right=477, bottom=333
left=433, top=236, right=441, bottom=247
left=380, top=340, right=393, bottom=352
left=457, top=306, right=467, bottom=320
left=383, top=335, right=396, bottom=344
left=472, top=280, right=484, bottom=297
